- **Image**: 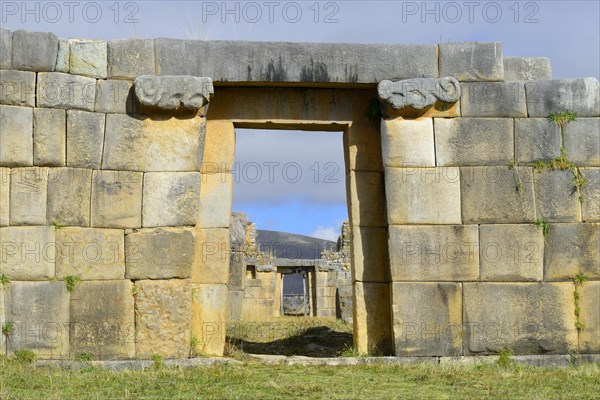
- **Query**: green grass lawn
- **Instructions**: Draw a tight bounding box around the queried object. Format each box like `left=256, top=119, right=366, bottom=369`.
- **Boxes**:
left=1, top=356, right=599, bottom=399
left=2, top=319, right=599, bottom=399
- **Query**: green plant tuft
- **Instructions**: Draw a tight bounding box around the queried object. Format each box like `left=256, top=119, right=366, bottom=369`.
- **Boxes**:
left=151, top=354, right=166, bottom=369
left=572, top=273, right=587, bottom=331
left=51, top=221, right=64, bottom=231
left=547, top=110, right=577, bottom=127
left=64, top=275, right=81, bottom=292
left=572, top=273, right=588, bottom=287
left=14, top=349, right=37, bottom=364
left=534, top=219, right=550, bottom=237
left=2, top=322, right=14, bottom=336
left=496, top=348, right=514, bottom=367
left=75, top=353, right=93, bottom=362
left=0, top=273, right=10, bottom=286
left=340, top=345, right=365, bottom=358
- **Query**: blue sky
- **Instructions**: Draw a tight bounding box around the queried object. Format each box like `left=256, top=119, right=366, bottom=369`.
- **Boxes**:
left=2, top=1, right=599, bottom=240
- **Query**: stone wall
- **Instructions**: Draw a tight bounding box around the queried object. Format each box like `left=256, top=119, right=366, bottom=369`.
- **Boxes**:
left=0, top=29, right=220, bottom=359
left=1, top=28, right=598, bottom=359
left=379, top=44, right=599, bottom=356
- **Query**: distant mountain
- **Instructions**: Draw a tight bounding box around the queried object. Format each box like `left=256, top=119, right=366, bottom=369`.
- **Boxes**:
left=256, top=230, right=337, bottom=260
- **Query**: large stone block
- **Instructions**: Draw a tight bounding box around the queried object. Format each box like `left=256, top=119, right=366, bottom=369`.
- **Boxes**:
left=392, top=282, right=462, bottom=356
left=198, top=173, right=232, bottom=228
left=544, top=223, right=599, bottom=281
left=94, top=79, right=137, bottom=114
left=389, top=225, right=478, bottom=281
left=346, top=121, right=385, bottom=172
left=103, top=114, right=205, bottom=171
left=228, top=253, right=245, bottom=291
left=0, top=70, right=36, bottom=107
left=434, top=118, right=513, bottom=166
left=56, top=227, right=124, bottom=280
left=229, top=211, right=248, bottom=251
left=142, top=172, right=200, bottom=227
left=0, top=226, right=55, bottom=280
left=351, top=226, right=388, bottom=283
left=563, top=118, right=600, bottom=166
left=503, top=57, right=552, bottom=81
left=55, top=39, right=69, bottom=72
left=108, top=39, right=155, bottom=79
left=37, top=72, right=96, bottom=111
left=385, top=167, right=461, bottom=224
left=191, top=283, right=228, bottom=356
left=5, top=281, right=69, bottom=359
left=0, top=28, right=11, bottom=69
left=203, top=120, right=235, bottom=173
left=581, top=168, right=600, bottom=221
left=91, top=170, right=143, bottom=229
left=33, top=108, right=66, bottom=166
left=348, top=171, right=386, bottom=227
left=526, top=78, right=600, bottom=117
left=193, top=228, right=230, bottom=284
left=135, top=279, right=192, bottom=359
left=0, top=105, right=33, bottom=167
left=125, top=227, right=195, bottom=279
left=439, top=42, right=504, bottom=82
left=227, top=290, right=243, bottom=322
left=463, top=283, right=577, bottom=354
left=155, top=39, right=438, bottom=83
left=70, top=280, right=135, bottom=359
left=461, top=167, right=536, bottom=223
left=66, top=110, right=105, bottom=169
left=534, top=170, right=581, bottom=222
left=353, top=282, right=393, bottom=355
left=515, top=118, right=562, bottom=164
left=47, top=168, right=91, bottom=226
left=479, top=224, right=544, bottom=282
left=381, top=118, right=435, bottom=167
left=11, top=30, right=58, bottom=72
left=579, top=281, right=599, bottom=353
left=461, top=82, right=527, bottom=117
left=69, top=40, right=107, bottom=78
left=0, top=168, right=9, bottom=226
left=10, top=167, right=48, bottom=225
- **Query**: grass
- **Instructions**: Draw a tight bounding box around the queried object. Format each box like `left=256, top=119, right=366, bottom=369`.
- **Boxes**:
left=0, top=355, right=599, bottom=399
left=548, top=110, right=577, bottom=128
left=573, top=273, right=588, bottom=332
left=63, top=275, right=81, bottom=292
left=0, top=273, right=10, bottom=286
left=534, top=219, right=550, bottom=237
left=226, top=317, right=353, bottom=357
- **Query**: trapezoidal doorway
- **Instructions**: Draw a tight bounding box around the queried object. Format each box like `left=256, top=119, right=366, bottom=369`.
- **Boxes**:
left=192, top=86, right=393, bottom=356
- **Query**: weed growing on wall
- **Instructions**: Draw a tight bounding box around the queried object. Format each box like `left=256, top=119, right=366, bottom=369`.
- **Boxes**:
left=534, top=219, right=550, bottom=237
left=64, top=275, right=81, bottom=292
left=572, top=273, right=588, bottom=332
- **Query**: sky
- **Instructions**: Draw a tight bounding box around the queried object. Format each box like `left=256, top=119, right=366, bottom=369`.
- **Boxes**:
left=2, top=1, right=599, bottom=240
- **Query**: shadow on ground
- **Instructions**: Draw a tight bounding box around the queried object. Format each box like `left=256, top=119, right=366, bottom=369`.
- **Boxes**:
left=227, top=326, right=353, bottom=357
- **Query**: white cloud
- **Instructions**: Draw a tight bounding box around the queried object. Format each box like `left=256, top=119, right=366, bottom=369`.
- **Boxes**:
left=310, top=225, right=339, bottom=242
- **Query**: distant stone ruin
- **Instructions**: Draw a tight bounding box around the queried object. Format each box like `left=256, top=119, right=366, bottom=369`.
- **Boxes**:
left=0, top=28, right=598, bottom=359
left=227, top=212, right=352, bottom=323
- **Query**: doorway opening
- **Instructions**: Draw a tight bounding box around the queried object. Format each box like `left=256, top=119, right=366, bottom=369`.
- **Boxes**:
left=225, top=128, right=353, bottom=357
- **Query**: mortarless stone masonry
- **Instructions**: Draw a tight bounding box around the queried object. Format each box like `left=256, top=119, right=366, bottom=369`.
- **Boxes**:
left=0, top=28, right=598, bottom=359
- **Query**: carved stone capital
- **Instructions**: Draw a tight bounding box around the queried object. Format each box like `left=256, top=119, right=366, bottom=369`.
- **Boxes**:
left=378, top=77, right=461, bottom=117
left=256, top=264, right=275, bottom=273
left=133, top=75, right=214, bottom=113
